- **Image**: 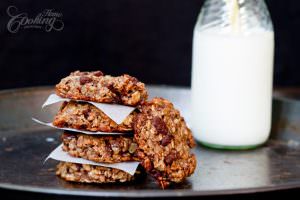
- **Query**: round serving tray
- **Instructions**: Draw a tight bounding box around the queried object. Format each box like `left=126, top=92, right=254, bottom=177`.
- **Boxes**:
left=0, top=86, right=299, bottom=198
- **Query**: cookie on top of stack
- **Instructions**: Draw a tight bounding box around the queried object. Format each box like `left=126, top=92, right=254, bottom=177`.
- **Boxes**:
left=40, top=70, right=196, bottom=188
left=54, top=70, right=147, bottom=183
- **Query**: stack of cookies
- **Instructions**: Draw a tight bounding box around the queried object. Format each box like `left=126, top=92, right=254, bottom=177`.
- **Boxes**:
left=39, top=70, right=196, bottom=188
left=51, top=70, right=147, bottom=184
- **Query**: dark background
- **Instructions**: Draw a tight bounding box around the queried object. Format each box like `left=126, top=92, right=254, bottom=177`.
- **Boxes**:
left=0, top=0, right=299, bottom=89
left=0, top=1, right=300, bottom=199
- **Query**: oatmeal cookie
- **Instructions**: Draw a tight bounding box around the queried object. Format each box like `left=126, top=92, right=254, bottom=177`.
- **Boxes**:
left=56, top=162, right=137, bottom=183
left=53, top=101, right=134, bottom=132
left=62, top=132, right=139, bottom=163
left=55, top=71, right=148, bottom=106
left=133, top=98, right=196, bottom=188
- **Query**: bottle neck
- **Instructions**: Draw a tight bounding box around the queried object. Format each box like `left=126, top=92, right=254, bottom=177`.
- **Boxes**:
left=224, top=0, right=240, bottom=33
left=197, top=0, right=273, bottom=34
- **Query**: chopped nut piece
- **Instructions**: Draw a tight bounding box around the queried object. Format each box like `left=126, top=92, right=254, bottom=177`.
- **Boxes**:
left=129, top=143, right=138, bottom=153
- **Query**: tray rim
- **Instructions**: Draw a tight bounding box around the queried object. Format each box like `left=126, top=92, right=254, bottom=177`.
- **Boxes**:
left=0, top=181, right=300, bottom=197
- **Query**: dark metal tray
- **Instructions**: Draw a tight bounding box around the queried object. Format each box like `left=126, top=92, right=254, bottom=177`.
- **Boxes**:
left=0, top=86, right=299, bottom=198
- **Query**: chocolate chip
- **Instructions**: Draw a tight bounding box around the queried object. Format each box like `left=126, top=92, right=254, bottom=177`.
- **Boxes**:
left=105, top=143, right=113, bottom=156
left=79, top=76, right=92, bottom=85
left=107, top=146, right=113, bottom=154
left=93, top=71, right=104, bottom=77
left=82, top=109, right=90, bottom=118
left=107, top=84, right=122, bottom=103
left=131, top=77, right=138, bottom=84
left=152, top=117, right=168, bottom=135
left=74, top=163, right=81, bottom=171
left=142, top=158, right=153, bottom=171
left=159, top=181, right=170, bottom=189
left=134, top=150, right=145, bottom=159
left=61, top=132, right=76, bottom=140
left=161, top=134, right=173, bottom=146
left=79, top=124, right=87, bottom=129
left=187, top=138, right=195, bottom=148
left=151, top=170, right=162, bottom=179
left=165, top=151, right=177, bottom=165
left=187, top=139, right=191, bottom=147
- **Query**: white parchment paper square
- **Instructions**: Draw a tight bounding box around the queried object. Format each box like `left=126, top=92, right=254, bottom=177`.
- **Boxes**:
left=46, top=144, right=139, bottom=175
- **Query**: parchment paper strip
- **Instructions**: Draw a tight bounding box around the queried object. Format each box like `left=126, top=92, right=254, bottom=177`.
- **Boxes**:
left=45, top=144, right=139, bottom=175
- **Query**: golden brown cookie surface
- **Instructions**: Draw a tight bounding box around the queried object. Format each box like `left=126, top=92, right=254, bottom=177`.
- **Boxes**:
left=53, top=101, right=134, bottom=132
left=133, top=98, right=196, bottom=188
left=56, top=71, right=148, bottom=106
left=56, top=162, right=136, bottom=183
left=61, top=132, right=139, bottom=163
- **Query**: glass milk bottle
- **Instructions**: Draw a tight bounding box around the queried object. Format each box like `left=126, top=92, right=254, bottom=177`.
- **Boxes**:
left=191, top=0, right=274, bottom=149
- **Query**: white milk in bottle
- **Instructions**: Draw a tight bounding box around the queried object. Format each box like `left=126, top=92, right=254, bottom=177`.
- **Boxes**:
left=191, top=0, right=274, bottom=149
